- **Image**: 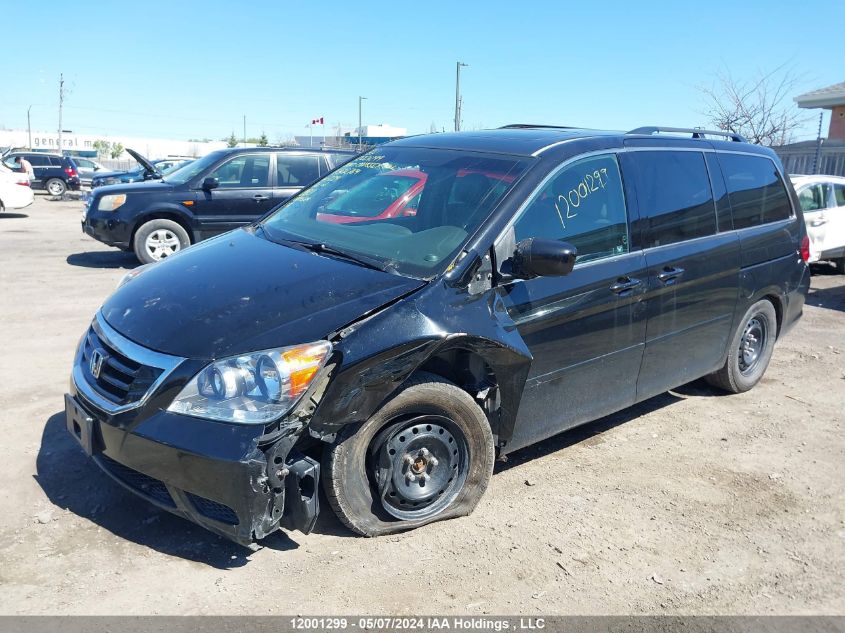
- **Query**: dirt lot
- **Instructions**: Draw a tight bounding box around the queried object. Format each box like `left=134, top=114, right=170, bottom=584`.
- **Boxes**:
left=0, top=195, right=843, bottom=615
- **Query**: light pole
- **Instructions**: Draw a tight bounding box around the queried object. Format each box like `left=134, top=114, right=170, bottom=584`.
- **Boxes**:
left=454, top=61, right=468, bottom=132
left=358, top=96, right=367, bottom=149
left=27, top=105, right=32, bottom=149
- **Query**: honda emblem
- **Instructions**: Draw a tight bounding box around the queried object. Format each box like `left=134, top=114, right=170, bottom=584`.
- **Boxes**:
left=90, top=349, right=105, bottom=379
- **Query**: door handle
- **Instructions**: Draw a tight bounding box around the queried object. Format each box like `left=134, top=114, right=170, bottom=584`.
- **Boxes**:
left=253, top=194, right=269, bottom=201
left=610, top=277, right=642, bottom=294
left=810, top=218, right=827, bottom=227
left=657, top=266, right=685, bottom=283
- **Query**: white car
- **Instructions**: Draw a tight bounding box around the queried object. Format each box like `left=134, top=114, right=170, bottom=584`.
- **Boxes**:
left=792, top=174, right=845, bottom=273
left=0, top=163, right=34, bottom=212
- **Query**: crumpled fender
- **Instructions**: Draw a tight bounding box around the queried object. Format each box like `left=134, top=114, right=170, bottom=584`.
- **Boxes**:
left=308, top=278, right=532, bottom=446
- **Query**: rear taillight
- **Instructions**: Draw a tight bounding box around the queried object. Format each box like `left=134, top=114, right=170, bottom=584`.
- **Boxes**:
left=65, top=166, right=76, bottom=177
left=15, top=180, right=30, bottom=187
left=800, top=235, right=810, bottom=262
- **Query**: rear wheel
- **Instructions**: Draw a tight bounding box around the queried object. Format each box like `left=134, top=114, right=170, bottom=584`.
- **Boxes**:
left=323, top=372, right=495, bottom=536
left=706, top=299, right=777, bottom=394
left=133, top=219, right=190, bottom=264
left=45, top=178, right=66, bottom=196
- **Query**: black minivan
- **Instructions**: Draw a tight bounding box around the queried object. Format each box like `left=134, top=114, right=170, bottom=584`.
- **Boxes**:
left=82, top=147, right=356, bottom=264
left=65, top=126, right=810, bottom=544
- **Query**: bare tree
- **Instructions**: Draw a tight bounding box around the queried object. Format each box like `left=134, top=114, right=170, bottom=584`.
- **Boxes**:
left=699, top=66, right=810, bottom=146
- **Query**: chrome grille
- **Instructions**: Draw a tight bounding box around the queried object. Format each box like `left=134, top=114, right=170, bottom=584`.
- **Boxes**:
left=73, top=312, right=184, bottom=414
left=80, top=328, right=162, bottom=405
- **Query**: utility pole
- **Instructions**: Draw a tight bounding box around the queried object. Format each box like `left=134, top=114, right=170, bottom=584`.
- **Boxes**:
left=58, top=74, right=65, bottom=155
left=358, top=96, right=367, bottom=149
left=454, top=61, right=468, bottom=132
left=243, top=115, right=246, bottom=146
left=27, top=105, right=32, bottom=149
left=812, top=111, right=824, bottom=175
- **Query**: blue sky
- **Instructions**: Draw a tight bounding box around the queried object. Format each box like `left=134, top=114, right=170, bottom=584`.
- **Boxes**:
left=1, top=0, right=841, bottom=142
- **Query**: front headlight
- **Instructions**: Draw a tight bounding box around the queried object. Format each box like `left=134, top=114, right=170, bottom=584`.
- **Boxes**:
left=167, top=341, right=332, bottom=424
left=98, top=193, right=126, bottom=211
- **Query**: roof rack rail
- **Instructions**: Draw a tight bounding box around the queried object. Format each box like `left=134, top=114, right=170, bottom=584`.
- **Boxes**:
left=499, top=124, right=577, bottom=130
left=627, top=126, right=746, bottom=143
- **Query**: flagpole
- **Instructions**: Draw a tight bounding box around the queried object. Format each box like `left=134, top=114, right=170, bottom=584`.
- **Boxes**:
left=322, top=120, right=326, bottom=147
left=309, top=123, right=313, bottom=148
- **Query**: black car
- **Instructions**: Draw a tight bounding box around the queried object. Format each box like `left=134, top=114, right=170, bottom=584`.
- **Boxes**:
left=90, top=149, right=193, bottom=189
left=2, top=151, right=81, bottom=195
left=83, top=147, right=357, bottom=263
left=65, top=125, right=810, bottom=545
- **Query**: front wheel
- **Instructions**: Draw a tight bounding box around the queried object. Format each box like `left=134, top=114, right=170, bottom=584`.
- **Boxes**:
left=323, top=372, right=495, bottom=536
left=133, top=219, right=190, bottom=264
left=706, top=299, right=777, bottom=394
left=45, top=178, right=67, bottom=196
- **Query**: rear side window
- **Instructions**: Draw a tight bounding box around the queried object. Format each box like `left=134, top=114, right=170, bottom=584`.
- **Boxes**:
left=277, top=155, right=321, bottom=186
left=797, top=184, right=827, bottom=212
left=628, top=151, right=716, bottom=248
left=718, top=154, right=792, bottom=229
left=513, top=153, right=629, bottom=263
left=330, top=153, right=355, bottom=168
left=27, top=155, right=51, bottom=167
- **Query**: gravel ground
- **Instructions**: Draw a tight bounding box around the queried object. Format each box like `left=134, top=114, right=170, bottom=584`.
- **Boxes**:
left=0, top=195, right=843, bottom=615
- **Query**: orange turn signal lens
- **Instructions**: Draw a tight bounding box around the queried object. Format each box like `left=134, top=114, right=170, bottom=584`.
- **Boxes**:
left=282, top=342, right=332, bottom=397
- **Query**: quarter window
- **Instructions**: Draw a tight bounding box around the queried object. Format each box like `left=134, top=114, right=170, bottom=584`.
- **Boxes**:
left=833, top=184, right=845, bottom=208
left=718, top=154, right=792, bottom=228
left=513, top=154, right=628, bottom=263
left=277, top=155, right=321, bottom=186
left=628, top=151, right=716, bottom=248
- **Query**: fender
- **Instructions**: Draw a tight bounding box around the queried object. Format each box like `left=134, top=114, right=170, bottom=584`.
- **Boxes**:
left=307, top=278, right=533, bottom=447
left=130, top=202, right=199, bottom=237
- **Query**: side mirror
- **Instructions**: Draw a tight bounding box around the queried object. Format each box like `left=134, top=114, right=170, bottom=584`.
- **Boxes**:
left=202, top=177, right=219, bottom=191
left=512, top=238, right=577, bottom=279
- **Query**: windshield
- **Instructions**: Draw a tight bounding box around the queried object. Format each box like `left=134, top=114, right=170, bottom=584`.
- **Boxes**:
left=162, top=151, right=226, bottom=184
left=261, top=146, right=530, bottom=278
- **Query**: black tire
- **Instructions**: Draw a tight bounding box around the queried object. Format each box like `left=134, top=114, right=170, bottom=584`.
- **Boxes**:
left=45, top=178, right=66, bottom=196
left=323, top=372, right=495, bottom=536
left=133, top=219, right=191, bottom=264
left=706, top=299, right=777, bottom=394
left=834, top=258, right=845, bottom=275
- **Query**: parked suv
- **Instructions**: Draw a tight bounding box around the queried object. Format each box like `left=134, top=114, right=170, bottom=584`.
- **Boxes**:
left=2, top=152, right=81, bottom=195
left=792, top=174, right=845, bottom=272
left=65, top=126, right=809, bottom=545
left=82, top=147, right=357, bottom=263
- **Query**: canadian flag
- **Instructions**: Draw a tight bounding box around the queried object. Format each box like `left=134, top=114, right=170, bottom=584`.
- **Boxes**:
left=311, top=117, right=324, bottom=125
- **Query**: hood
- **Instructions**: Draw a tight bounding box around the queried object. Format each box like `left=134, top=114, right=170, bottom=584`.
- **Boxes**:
left=126, top=148, right=160, bottom=178
left=100, top=228, right=426, bottom=359
left=92, top=180, right=175, bottom=196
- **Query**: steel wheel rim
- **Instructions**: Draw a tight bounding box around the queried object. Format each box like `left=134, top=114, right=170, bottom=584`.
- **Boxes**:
left=368, top=414, right=469, bottom=521
left=739, top=315, right=766, bottom=374
left=145, top=229, right=181, bottom=261
left=48, top=181, right=64, bottom=196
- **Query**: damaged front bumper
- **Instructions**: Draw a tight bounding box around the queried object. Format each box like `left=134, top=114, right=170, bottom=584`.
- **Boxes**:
left=64, top=388, right=320, bottom=546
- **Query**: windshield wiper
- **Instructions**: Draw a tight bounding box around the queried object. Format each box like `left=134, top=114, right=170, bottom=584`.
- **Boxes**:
left=284, top=239, right=389, bottom=272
